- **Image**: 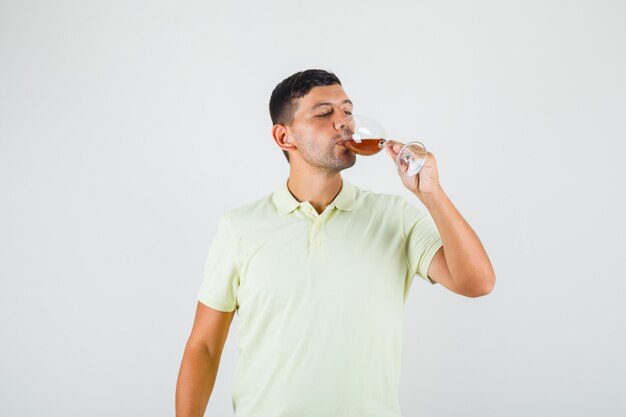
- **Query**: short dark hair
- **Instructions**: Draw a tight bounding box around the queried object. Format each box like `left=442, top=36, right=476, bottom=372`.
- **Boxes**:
left=269, top=69, right=342, bottom=162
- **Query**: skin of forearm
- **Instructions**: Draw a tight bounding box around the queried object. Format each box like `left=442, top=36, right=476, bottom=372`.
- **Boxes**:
left=422, top=187, right=495, bottom=294
left=176, top=344, right=221, bottom=417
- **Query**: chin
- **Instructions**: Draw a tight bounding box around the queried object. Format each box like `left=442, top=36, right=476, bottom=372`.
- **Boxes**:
left=337, top=155, right=356, bottom=171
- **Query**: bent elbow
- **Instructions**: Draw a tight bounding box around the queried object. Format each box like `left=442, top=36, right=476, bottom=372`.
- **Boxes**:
left=468, top=273, right=496, bottom=298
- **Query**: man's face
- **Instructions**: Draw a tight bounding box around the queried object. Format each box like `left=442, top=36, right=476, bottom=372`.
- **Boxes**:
left=286, top=84, right=356, bottom=173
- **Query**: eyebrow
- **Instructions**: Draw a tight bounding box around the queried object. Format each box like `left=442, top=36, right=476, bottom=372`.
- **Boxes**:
left=311, top=99, right=353, bottom=111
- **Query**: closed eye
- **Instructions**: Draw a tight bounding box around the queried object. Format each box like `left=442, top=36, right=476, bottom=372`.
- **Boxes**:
left=316, top=110, right=352, bottom=117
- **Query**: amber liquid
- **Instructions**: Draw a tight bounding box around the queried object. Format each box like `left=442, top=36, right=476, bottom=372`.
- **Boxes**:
left=343, top=138, right=384, bottom=156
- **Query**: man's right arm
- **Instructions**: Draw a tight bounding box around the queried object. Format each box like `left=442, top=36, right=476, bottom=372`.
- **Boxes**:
left=176, top=301, right=235, bottom=417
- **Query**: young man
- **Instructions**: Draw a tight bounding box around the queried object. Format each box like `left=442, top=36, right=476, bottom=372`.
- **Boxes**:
left=176, top=69, right=495, bottom=417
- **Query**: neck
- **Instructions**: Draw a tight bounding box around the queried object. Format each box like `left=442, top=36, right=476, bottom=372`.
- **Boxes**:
left=287, top=165, right=343, bottom=214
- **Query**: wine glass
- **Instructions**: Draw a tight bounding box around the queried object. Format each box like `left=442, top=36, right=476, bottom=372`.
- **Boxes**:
left=337, top=114, right=428, bottom=177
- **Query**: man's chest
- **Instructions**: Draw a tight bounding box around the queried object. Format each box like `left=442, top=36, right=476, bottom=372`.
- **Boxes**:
left=235, top=214, right=408, bottom=311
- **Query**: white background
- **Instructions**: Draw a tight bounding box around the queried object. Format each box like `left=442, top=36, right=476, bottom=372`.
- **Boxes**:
left=1, top=1, right=625, bottom=416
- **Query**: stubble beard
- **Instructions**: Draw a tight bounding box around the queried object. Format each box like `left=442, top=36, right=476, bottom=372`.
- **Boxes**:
left=300, top=137, right=356, bottom=174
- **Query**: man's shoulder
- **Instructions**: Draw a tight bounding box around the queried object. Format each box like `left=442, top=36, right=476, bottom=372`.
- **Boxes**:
left=352, top=183, right=431, bottom=221
left=222, top=192, right=275, bottom=221
left=352, top=183, right=406, bottom=208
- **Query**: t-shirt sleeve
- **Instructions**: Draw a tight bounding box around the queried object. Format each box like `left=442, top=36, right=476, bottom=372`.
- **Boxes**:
left=402, top=199, right=444, bottom=285
left=197, top=215, right=240, bottom=312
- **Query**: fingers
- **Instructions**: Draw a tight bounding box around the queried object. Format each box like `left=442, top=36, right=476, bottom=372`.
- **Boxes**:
left=384, top=141, right=435, bottom=164
left=383, top=140, right=404, bottom=158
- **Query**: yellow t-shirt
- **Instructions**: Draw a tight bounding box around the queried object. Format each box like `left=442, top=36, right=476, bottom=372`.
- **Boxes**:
left=197, top=179, right=443, bottom=417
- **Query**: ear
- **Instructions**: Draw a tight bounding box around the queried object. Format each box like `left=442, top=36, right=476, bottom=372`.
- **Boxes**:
left=272, top=124, right=297, bottom=153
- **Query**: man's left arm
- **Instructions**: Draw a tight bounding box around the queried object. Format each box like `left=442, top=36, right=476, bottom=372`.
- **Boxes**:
left=385, top=141, right=496, bottom=298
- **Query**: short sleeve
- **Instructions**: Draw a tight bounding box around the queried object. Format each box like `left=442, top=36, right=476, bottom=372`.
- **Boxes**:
left=402, top=199, right=444, bottom=285
left=197, top=215, right=240, bottom=312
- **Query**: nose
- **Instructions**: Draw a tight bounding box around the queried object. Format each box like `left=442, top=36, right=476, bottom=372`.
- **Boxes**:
left=334, top=114, right=354, bottom=131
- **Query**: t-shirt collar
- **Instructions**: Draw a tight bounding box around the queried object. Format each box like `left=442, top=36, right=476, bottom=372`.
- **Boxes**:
left=272, top=179, right=356, bottom=215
